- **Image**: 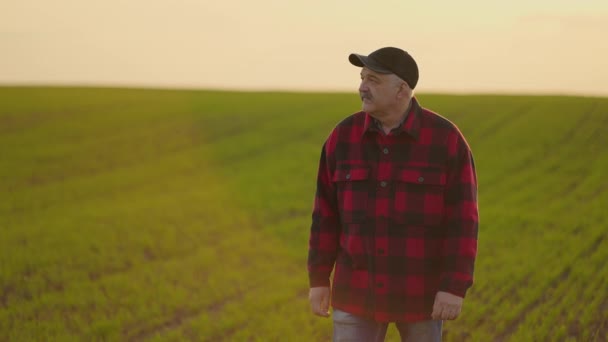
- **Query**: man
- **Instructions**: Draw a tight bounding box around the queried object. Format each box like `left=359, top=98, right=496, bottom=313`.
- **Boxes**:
left=307, top=47, right=478, bottom=342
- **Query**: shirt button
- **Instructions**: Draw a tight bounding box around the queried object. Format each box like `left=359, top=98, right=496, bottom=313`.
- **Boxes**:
left=377, top=248, right=385, bottom=254
left=418, top=177, right=424, bottom=183
left=383, top=147, right=389, bottom=155
left=380, top=181, right=387, bottom=187
left=346, top=174, right=351, bottom=180
left=376, top=283, right=384, bottom=288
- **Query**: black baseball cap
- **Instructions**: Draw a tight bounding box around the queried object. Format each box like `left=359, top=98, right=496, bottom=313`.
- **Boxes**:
left=349, top=47, right=419, bottom=89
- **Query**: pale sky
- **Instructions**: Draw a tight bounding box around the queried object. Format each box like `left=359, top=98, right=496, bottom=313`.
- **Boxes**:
left=2, top=0, right=608, bottom=95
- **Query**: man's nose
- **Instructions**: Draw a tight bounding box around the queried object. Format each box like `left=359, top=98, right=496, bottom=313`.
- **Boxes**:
left=359, top=81, right=369, bottom=93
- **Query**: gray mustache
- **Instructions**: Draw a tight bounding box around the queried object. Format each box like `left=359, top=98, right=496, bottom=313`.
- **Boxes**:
left=360, top=93, right=372, bottom=101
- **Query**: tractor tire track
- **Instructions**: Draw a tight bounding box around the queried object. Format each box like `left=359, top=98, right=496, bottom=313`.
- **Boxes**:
left=123, top=282, right=265, bottom=342
left=482, top=104, right=598, bottom=203
left=475, top=103, right=533, bottom=140
left=494, top=233, right=605, bottom=341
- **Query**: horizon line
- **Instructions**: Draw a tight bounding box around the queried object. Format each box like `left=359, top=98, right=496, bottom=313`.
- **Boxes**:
left=1, top=82, right=607, bottom=99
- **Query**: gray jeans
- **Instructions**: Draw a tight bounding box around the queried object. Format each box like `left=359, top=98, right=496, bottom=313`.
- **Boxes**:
left=332, top=309, right=442, bottom=342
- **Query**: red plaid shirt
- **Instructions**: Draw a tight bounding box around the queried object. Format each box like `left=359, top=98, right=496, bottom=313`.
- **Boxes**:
left=308, top=97, right=478, bottom=322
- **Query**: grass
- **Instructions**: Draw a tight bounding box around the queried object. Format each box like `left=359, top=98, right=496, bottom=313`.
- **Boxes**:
left=0, top=86, right=607, bottom=341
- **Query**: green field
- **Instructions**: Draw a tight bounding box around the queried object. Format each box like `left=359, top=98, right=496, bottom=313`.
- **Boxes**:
left=1, top=87, right=607, bottom=341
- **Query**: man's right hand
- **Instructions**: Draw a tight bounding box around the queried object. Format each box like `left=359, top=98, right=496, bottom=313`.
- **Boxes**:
left=309, top=286, right=331, bottom=317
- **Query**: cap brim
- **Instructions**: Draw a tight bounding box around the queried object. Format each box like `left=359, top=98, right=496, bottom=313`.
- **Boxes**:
left=348, top=53, right=392, bottom=74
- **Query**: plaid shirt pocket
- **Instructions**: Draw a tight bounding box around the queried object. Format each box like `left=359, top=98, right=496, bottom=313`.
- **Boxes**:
left=333, top=165, right=370, bottom=224
left=393, top=167, right=447, bottom=227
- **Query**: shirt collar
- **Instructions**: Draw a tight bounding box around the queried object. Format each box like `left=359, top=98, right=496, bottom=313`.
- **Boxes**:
left=362, top=97, right=421, bottom=140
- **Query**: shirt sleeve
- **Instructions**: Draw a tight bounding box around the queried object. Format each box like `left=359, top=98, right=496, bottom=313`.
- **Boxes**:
left=439, top=135, right=479, bottom=297
left=307, top=141, right=341, bottom=287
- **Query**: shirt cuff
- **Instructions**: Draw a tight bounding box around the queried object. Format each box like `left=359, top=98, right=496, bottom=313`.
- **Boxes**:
left=439, top=278, right=471, bottom=298
left=309, top=272, right=331, bottom=288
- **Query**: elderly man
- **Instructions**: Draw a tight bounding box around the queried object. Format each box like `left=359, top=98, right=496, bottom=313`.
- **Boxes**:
left=307, top=47, right=479, bottom=342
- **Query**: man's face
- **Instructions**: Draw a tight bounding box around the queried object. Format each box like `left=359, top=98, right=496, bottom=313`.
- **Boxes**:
left=359, top=67, right=401, bottom=115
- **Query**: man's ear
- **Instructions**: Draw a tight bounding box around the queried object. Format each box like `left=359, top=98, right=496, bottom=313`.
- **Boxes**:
left=397, top=82, right=409, bottom=99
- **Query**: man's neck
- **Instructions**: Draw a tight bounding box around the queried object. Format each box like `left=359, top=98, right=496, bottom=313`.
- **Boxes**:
left=376, top=100, right=412, bottom=135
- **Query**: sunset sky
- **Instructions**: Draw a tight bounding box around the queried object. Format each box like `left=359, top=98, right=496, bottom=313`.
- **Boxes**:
left=2, top=0, right=608, bottom=95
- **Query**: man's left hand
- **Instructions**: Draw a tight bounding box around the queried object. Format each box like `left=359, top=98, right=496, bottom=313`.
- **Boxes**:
left=431, top=291, right=463, bottom=320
